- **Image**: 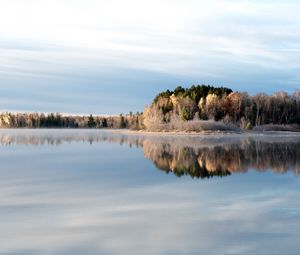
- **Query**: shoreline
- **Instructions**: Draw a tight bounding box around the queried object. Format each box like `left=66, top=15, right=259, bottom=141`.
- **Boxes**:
left=0, top=128, right=299, bottom=137
left=109, top=128, right=300, bottom=137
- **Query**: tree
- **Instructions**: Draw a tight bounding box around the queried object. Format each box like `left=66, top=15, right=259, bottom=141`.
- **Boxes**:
left=87, top=114, right=96, bottom=128
left=181, top=107, right=192, bottom=120
left=119, top=114, right=127, bottom=128
left=102, top=118, right=108, bottom=128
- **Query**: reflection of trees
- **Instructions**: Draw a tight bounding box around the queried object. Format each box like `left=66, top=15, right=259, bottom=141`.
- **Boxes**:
left=143, top=139, right=300, bottom=178
left=0, top=131, right=144, bottom=147
left=0, top=130, right=300, bottom=179
left=146, top=144, right=230, bottom=179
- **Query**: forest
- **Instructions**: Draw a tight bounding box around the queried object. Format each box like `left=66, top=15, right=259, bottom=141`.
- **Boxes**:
left=0, top=112, right=144, bottom=129
left=144, top=85, right=300, bottom=131
left=1, top=84, right=300, bottom=131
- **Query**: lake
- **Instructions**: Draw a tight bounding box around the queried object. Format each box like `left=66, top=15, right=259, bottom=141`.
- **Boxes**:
left=0, top=129, right=300, bottom=255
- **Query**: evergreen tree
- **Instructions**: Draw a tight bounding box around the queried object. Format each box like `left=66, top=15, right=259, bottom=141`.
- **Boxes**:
left=87, top=114, right=96, bottom=128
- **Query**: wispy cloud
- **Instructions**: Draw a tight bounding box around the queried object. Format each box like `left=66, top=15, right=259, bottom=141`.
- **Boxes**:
left=0, top=0, right=299, bottom=113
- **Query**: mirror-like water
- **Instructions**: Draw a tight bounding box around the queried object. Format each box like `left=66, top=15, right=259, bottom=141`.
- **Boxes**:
left=1, top=129, right=300, bottom=255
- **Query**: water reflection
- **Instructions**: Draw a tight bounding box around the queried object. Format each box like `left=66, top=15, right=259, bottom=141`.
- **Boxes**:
left=1, top=129, right=300, bottom=255
left=1, top=129, right=300, bottom=178
left=143, top=139, right=300, bottom=178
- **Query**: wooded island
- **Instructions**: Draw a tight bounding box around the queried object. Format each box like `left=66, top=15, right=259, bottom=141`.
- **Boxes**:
left=1, top=85, right=300, bottom=132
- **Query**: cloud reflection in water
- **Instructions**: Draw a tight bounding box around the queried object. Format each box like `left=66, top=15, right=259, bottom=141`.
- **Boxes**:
left=0, top=130, right=299, bottom=254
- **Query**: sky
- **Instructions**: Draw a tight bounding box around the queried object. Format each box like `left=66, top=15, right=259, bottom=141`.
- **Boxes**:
left=1, top=0, right=300, bottom=114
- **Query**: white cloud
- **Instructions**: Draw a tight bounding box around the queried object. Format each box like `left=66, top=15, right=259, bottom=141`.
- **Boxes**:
left=0, top=0, right=300, bottom=112
left=1, top=0, right=299, bottom=66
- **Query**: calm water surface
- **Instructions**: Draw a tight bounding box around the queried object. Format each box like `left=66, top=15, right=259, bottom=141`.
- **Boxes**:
left=1, top=129, right=300, bottom=255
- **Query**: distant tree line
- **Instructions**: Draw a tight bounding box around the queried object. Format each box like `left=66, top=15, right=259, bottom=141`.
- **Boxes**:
left=144, top=84, right=300, bottom=131
left=1, top=84, right=300, bottom=131
left=0, top=112, right=144, bottom=129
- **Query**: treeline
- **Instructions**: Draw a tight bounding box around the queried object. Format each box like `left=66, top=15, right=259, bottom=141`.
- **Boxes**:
left=144, top=84, right=300, bottom=131
left=1, top=84, right=300, bottom=131
left=0, top=112, right=144, bottom=129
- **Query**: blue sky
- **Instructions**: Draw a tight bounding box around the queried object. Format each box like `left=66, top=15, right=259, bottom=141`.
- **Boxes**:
left=1, top=0, right=300, bottom=114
